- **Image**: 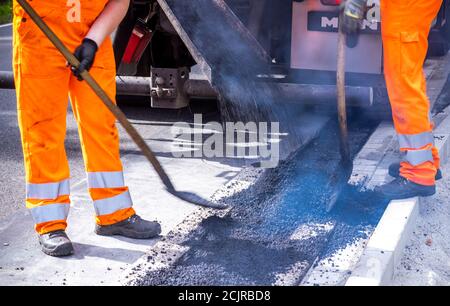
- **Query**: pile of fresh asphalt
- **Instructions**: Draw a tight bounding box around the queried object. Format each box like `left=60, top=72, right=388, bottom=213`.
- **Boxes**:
left=134, top=116, right=390, bottom=286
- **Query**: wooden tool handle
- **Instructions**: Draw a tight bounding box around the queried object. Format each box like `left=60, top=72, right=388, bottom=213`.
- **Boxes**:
left=337, top=25, right=351, bottom=165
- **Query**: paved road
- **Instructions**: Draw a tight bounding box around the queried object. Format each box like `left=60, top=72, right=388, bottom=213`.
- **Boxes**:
left=0, top=24, right=26, bottom=218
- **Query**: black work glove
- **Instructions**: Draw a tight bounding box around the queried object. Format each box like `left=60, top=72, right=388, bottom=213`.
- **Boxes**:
left=71, top=38, right=98, bottom=81
left=340, top=0, right=368, bottom=35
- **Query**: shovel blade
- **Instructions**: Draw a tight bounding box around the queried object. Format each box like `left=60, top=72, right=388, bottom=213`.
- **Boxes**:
left=166, top=188, right=228, bottom=210
left=326, top=161, right=353, bottom=212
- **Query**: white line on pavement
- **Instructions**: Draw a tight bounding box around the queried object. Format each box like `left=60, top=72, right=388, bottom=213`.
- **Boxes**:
left=0, top=36, right=12, bottom=41
left=0, top=23, right=12, bottom=28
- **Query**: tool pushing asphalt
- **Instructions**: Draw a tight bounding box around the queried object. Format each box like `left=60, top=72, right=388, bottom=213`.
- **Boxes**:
left=17, top=0, right=226, bottom=210
left=326, top=22, right=353, bottom=213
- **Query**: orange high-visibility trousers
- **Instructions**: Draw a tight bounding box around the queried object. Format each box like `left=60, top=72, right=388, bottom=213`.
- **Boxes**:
left=381, top=0, right=442, bottom=186
left=13, top=0, right=135, bottom=234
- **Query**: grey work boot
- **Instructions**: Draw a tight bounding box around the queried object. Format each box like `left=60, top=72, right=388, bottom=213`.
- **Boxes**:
left=39, top=230, right=74, bottom=257
left=376, top=177, right=436, bottom=200
left=95, top=214, right=161, bottom=239
left=388, top=162, right=442, bottom=180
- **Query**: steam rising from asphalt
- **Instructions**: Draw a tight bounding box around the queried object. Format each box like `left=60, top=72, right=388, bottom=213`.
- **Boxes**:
left=164, top=0, right=305, bottom=162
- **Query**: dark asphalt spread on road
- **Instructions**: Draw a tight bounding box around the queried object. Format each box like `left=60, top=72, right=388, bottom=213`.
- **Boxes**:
left=133, top=117, right=390, bottom=286
left=0, top=24, right=26, bottom=218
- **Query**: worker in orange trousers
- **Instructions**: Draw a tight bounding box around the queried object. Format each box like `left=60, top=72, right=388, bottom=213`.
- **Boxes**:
left=341, top=0, right=443, bottom=199
left=13, top=0, right=161, bottom=257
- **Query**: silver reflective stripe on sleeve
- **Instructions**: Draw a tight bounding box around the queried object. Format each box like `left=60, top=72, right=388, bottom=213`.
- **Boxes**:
left=93, top=190, right=133, bottom=216
left=30, top=203, right=70, bottom=224
left=26, top=179, right=70, bottom=200
left=404, top=149, right=434, bottom=166
left=398, top=131, right=434, bottom=149
left=87, top=171, right=126, bottom=189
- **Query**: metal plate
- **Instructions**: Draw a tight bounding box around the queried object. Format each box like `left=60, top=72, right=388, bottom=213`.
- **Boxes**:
left=307, top=11, right=380, bottom=34
left=291, top=1, right=383, bottom=74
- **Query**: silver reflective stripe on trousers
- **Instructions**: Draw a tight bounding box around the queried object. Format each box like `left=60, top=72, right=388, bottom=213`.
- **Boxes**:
left=26, top=179, right=70, bottom=199
left=398, top=131, right=434, bottom=149
left=93, top=190, right=133, bottom=216
left=30, top=203, right=70, bottom=224
left=87, top=171, right=125, bottom=189
left=405, top=149, right=434, bottom=166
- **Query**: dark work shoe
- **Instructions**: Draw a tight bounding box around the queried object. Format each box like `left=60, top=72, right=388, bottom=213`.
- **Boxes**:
left=388, top=162, right=442, bottom=180
left=39, top=230, right=74, bottom=257
left=95, top=214, right=161, bottom=239
left=376, top=177, right=436, bottom=200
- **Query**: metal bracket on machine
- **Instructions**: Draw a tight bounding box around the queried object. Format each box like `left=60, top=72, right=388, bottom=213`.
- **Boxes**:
left=150, top=67, right=190, bottom=109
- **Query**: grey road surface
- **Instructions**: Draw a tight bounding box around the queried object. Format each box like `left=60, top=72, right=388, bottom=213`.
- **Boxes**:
left=0, top=24, right=27, bottom=218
